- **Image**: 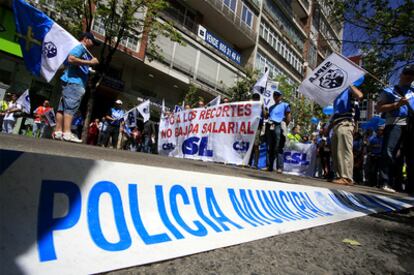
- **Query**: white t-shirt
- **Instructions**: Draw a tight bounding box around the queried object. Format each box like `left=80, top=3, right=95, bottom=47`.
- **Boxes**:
left=4, top=102, right=22, bottom=121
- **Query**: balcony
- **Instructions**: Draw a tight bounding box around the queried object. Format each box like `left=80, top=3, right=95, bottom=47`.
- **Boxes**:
left=185, top=0, right=257, bottom=48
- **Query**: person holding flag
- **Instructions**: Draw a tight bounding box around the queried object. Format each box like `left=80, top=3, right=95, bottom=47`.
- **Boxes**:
left=103, top=99, right=125, bottom=149
left=12, top=0, right=99, bottom=142
left=32, top=100, right=52, bottom=138
left=53, top=32, right=100, bottom=143
left=376, top=65, right=414, bottom=193
left=327, top=82, right=364, bottom=186
left=265, top=90, right=291, bottom=173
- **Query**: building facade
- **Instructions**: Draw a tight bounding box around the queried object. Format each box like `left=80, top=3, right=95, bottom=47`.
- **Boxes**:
left=0, top=0, right=343, bottom=124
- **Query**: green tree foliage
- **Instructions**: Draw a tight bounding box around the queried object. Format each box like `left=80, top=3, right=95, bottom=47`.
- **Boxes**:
left=275, top=75, right=324, bottom=133
left=42, top=0, right=182, bottom=141
left=321, top=0, right=414, bottom=85
left=181, top=84, right=203, bottom=107
left=226, top=68, right=258, bottom=102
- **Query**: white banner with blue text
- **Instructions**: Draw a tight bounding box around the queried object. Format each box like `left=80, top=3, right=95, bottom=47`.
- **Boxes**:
left=1, top=150, right=414, bottom=275
left=283, top=143, right=317, bottom=177
left=158, top=102, right=262, bottom=165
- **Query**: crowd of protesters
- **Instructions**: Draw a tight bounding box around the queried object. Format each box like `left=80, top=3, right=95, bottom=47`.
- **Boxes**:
left=247, top=65, right=413, bottom=194
left=1, top=32, right=412, bottom=194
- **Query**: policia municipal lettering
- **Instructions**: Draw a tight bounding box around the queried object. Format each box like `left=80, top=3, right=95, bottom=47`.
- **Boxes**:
left=376, top=65, right=414, bottom=193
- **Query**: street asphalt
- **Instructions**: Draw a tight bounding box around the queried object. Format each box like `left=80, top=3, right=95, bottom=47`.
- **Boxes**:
left=1, top=133, right=413, bottom=274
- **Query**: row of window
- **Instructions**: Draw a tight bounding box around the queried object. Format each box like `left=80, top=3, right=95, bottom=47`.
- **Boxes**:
left=263, top=0, right=305, bottom=51
left=255, top=52, right=297, bottom=86
left=259, top=22, right=303, bottom=74
left=92, top=18, right=139, bottom=52
left=223, top=0, right=254, bottom=29
left=319, top=19, right=341, bottom=52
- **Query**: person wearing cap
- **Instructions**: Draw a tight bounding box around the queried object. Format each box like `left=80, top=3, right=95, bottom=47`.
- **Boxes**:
left=265, top=90, right=291, bottom=173
left=103, top=99, right=125, bottom=149
left=53, top=32, right=100, bottom=143
left=376, top=66, right=414, bottom=193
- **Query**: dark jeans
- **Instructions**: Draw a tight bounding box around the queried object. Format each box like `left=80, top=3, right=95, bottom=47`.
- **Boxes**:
left=142, top=136, right=152, bottom=153
left=266, top=123, right=284, bottom=171
left=367, top=155, right=381, bottom=187
left=379, top=123, right=413, bottom=191
left=103, top=125, right=120, bottom=149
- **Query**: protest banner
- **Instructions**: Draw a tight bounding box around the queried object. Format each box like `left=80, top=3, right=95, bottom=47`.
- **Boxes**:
left=158, top=102, right=262, bottom=165
left=1, top=149, right=413, bottom=275
left=283, top=143, right=317, bottom=177
left=257, top=142, right=317, bottom=177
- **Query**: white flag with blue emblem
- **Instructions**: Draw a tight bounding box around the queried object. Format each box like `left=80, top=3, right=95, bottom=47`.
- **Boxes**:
left=174, top=105, right=183, bottom=113
left=298, top=53, right=366, bottom=107
left=16, top=89, right=31, bottom=113
left=43, top=108, right=56, bottom=127
left=206, top=95, right=221, bottom=107
left=13, top=0, right=80, bottom=82
left=137, top=100, right=150, bottom=123
left=253, top=69, right=269, bottom=94
left=124, top=108, right=137, bottom=128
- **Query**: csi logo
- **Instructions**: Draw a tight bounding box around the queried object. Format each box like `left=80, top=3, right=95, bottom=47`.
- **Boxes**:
left=233, top=141, right=250, bottom=153
left=162, top=143, right=175, bottom=150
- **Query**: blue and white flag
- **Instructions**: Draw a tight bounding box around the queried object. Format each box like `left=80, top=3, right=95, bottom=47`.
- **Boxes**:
left=404, top=89, right=414, bottom=111
left=13, top=0, right=80, bottom=82
left=123, top=125, right=132, bottom=137
left=16, top=89, right=31, bottom=113
left=137, top=100, right=150, bottom=123
left=206, top=95, right=221, bottom=107
left=124, top=109, right=137, bottom=128
left=298, top=53, right=366, bottom=107
left=253, top=68, right=269, bottom=94
left=174, top=105, right=183, bottom=113
left=43, top=108, right=56, bottom=127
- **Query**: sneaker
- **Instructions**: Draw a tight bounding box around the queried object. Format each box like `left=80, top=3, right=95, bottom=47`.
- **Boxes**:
left=381, top=186, right=396, bottom=193
left=52, top=131, right=63, bottom=140
left=276, top=169, right=283, bottom=174
left=63, top=132, right=82, bottom=143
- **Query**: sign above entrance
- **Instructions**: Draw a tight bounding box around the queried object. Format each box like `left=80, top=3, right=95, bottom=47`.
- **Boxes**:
left=197, top=25, right=241, bottom=65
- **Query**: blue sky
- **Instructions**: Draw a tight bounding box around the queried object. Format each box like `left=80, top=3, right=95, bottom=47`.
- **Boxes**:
left=341, top=0, right=412, bottom=85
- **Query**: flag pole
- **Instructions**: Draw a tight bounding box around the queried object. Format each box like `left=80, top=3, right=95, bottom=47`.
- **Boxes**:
left=336, top=52, right=389, bottom=87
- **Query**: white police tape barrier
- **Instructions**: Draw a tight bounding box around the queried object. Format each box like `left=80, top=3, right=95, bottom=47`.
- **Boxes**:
left=1, top=150, right=413, bottom=275
left=158, top=101, right=261, bottom=165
